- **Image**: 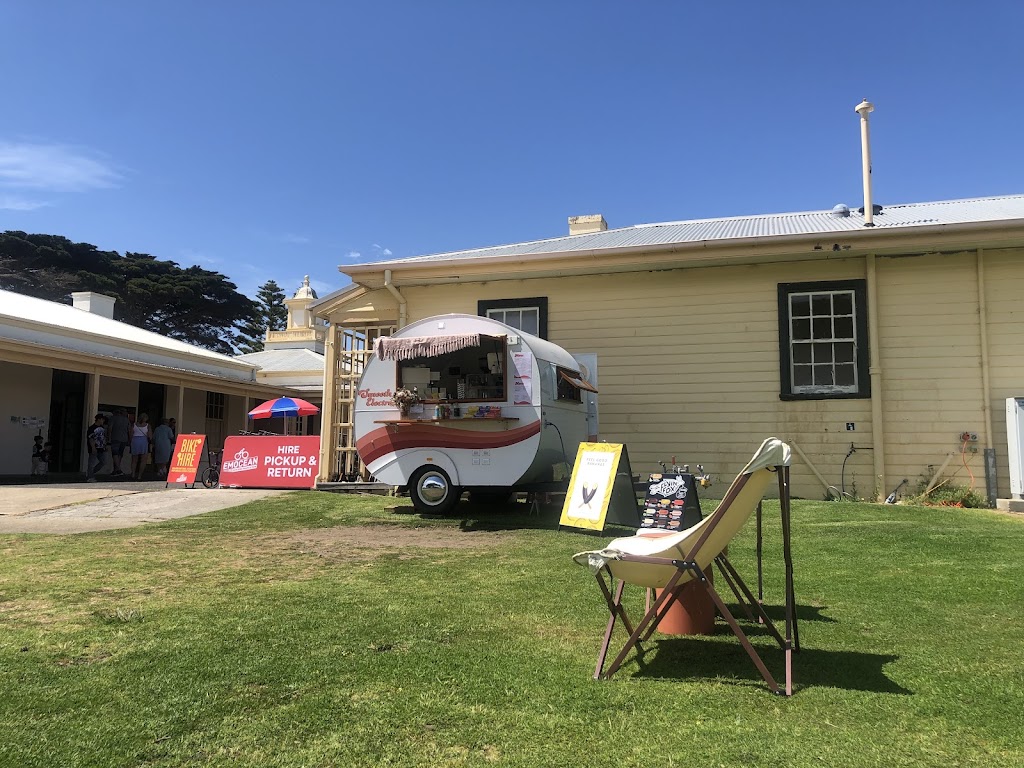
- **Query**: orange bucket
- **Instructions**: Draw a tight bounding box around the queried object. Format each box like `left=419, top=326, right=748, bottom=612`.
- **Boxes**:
left=654, top=569, right=716, bottom=635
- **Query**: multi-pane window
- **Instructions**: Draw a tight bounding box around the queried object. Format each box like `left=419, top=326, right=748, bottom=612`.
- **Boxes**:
left=478, top=297, right=548, bottom=339
left=485, top=306, right=540, bottom=336
left=778, top=280, right=869, bottom=399
left=205, top=392, right=225, bottom=420
left=790, top=290, right=856, bottom=391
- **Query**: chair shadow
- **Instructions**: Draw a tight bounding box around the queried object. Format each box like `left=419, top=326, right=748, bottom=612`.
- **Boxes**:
left=629, top=635, right=910, bottom=695
left=388, top=498, right=641, bottom=534
left=758, top=603, right=838, bottom=624
left=389, top=499, right=561, bottom=531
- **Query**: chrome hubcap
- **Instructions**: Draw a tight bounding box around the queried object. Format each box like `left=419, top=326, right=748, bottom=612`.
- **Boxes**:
left=418, top=471, right=449, bottom=505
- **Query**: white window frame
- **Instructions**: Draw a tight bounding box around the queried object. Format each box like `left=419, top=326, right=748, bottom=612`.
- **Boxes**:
left=478, top=297, right=548, bottom=339
left=484, top=306, right=541, bottom=336
left=789, top=289, right=858, bottom=395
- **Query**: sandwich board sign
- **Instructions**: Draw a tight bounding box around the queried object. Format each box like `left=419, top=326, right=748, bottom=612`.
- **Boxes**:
left=167, top=434, right=206, bottom=487
left=559, top=442, right=640, bottom=532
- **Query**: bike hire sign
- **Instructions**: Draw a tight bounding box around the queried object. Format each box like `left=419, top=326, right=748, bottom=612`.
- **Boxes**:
left=219, top=436, right=320, bottom=489
left=559, top=442, right=640, bottom=532
left=168, top=434, right=206, bottom=486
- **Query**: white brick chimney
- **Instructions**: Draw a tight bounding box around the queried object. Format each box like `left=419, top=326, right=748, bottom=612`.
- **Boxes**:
left=71, top=291, right=116, bottom=319
left=568, top=214, right=608, bottom=236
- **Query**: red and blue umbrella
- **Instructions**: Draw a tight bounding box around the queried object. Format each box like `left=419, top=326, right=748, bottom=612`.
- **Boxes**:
left=248, top=397, right=320, bottom=419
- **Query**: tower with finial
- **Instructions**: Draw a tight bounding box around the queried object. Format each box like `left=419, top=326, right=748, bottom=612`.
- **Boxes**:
left=264, top=275, right=326, bottom=353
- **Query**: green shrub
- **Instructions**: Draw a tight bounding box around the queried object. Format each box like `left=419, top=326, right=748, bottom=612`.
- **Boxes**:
left=912, top=485, right=989, bottom=508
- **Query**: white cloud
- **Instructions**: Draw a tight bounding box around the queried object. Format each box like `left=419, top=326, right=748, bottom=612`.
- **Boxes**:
left=371, top=243, right=393, bottom=257
left=0, top=140, right=121, bottom=192
left=0, top=195, right=50, bottom=211
left=344, top=250, right=362, bottom=260
left=278, top=233, right=311, bottom=244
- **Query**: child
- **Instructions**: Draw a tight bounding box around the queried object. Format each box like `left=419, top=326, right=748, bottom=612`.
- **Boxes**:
left=31, top=436, right=48, bottom=476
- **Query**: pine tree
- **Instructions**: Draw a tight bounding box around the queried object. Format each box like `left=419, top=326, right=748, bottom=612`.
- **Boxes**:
left=260, top=280, right=288, bottom=332
left=236, top=279, right=288, bottom=353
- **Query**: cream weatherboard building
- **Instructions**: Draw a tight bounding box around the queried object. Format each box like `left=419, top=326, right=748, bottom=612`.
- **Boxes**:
left=0, top=289, right=297, bottom=477
left=312, top=194, right=1024, bottom=502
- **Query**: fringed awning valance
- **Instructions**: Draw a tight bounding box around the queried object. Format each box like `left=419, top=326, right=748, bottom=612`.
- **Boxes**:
left=374, top=333, right=488, bottom=361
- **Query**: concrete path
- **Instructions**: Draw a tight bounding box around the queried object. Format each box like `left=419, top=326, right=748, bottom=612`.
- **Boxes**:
left=0, top=482, right=286, bottom=534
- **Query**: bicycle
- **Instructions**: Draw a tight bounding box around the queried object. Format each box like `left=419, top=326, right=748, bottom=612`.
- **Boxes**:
left=201, top=449, right=222, bottom=488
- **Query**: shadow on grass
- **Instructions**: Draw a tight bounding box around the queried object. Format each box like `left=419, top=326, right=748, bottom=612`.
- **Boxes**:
left=760, top=603, right=838, bottom=624
left=389, top=498, right=567, bottom=531
left=628, top=637, right=910, bottom=694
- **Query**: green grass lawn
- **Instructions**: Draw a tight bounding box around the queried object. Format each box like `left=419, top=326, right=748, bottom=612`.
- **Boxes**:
left=1, top=493, right=1022, bottom=768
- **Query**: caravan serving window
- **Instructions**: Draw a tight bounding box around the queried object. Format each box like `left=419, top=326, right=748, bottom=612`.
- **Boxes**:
left=397, top=335, right=507, bottom=402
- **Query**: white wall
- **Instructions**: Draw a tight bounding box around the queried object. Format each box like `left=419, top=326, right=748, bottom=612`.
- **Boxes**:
left=0, top=362, right=52, bottom=474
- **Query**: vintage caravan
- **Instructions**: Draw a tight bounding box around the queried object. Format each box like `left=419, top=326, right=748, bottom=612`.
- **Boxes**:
left=353, top=314, right=597, bottom=513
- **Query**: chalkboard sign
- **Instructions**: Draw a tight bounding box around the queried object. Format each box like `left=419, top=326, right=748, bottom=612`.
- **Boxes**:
left=640, top=473, right=702, bottom=532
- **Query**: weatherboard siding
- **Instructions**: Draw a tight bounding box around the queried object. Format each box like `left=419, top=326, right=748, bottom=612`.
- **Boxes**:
left=984, top=248, right=1024, bottom=498
left=321, top=245, right=1024, bottom=499
left=401, top=258, right=874, bottom=498
left=875, top=252, right=986, bottom=497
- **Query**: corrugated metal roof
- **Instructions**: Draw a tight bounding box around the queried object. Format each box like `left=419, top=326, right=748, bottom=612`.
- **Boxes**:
left=356, top=194, right=1024, bottom=267
left=235, top=348, right=325, bottom=372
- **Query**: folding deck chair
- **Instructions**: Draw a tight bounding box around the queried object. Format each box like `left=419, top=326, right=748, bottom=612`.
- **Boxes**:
left=572, top=437, right=798, bottom=695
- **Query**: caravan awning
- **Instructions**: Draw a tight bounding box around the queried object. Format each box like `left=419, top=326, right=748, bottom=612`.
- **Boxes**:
left=559, top=369, right=599, bottom=393
left=374, top=333, right=503, bottom=361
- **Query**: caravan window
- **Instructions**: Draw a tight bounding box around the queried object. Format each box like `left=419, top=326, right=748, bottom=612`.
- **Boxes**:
left=539, top=361, right=557, bottom=401
left=397, top=335, right=508, bottom=403
left=555, top=367, right=583, bottom=402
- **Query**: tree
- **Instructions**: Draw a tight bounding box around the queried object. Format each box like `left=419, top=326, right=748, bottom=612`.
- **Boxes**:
left=0, top=231, right=258, bottom=355
left=236, top=279, right=288, bottom=354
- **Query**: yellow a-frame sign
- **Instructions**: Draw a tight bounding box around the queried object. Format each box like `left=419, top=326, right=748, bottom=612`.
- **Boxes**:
left=559, top=442, right=640, bottom=532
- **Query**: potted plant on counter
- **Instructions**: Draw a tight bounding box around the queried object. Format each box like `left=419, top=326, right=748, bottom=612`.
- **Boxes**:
left=392, top=386, right=420, bottom=417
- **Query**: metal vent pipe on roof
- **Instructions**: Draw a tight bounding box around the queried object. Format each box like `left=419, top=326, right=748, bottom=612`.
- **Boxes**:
left=855, top=99, right=875, bottom=227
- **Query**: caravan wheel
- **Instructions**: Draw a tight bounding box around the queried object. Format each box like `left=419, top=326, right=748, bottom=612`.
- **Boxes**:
left=409, top=466, right=461, bottom=516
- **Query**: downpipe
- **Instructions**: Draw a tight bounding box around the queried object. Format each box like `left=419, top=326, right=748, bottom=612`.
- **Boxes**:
left=384, top=269, right=408, bottom=328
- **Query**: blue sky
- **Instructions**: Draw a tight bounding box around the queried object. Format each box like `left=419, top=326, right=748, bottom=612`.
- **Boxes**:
left=1, top=2, right=1022, bottom=299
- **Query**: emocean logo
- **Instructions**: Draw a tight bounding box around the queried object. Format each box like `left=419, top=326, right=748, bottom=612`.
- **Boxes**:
left=358, top=388, right=393, bottom=407
left=222, top=448, right=258, bottom=474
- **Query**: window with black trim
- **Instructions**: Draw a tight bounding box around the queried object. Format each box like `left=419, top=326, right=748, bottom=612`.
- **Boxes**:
left=778, top=280, right=870, bottom=400
left=205, top=391, right=225, bottom=420
left=478, top=297, right=548, bottom=339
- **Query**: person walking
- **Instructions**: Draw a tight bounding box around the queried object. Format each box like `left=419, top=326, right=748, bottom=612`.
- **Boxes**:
left=109, top=408, right=130, bottom=477
left=152, top=418, right=174, bottom=479
left=86, top=413, right=109, bottom=482
left=130, top=413, right=152, bottom=481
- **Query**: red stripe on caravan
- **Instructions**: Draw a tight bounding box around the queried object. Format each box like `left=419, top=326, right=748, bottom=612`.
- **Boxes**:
left=356, top=421, right=542, bottom=466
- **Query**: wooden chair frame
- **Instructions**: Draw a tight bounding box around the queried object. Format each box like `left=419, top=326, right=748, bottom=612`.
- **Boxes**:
left=591, top=466, right=798, bottom=695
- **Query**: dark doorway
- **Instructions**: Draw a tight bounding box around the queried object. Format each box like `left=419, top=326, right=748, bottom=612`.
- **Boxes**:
left=138, top=381, right=166, bottom=427
left=49, top=370, right=87, bottom=472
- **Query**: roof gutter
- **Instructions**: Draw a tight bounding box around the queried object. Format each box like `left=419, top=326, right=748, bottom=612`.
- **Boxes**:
left=383, top=269, right=408, bottom=328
